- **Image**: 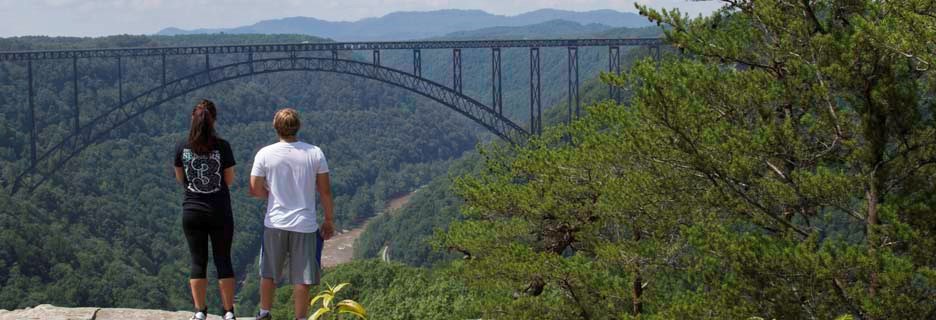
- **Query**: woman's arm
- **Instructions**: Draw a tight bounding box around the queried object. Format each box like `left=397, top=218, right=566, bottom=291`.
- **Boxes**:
left=174, top=166, right=184, bottom=185
left=224, top=167, right=235, bottom=187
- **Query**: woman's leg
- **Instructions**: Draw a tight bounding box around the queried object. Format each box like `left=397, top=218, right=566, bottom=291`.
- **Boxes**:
left=182, top=212, right=210, bottom=311
left=189, top=279, right=208, bottom=310
left=218, top=278, right=236, bottom=310
left=210, top=218, right=236, bottom=311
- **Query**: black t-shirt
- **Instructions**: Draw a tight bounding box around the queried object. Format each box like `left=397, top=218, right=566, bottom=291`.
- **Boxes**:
left=174, top=139, right=236, bottom=213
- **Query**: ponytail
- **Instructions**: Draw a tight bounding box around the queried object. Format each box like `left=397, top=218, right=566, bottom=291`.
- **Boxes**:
left=188, top=99, right=218, bottom=155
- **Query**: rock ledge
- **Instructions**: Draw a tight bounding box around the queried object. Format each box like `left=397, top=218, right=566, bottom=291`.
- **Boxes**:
left=0, top=304, right=254, bottom=320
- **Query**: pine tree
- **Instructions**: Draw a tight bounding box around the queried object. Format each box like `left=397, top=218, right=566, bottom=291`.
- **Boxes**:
left=442, top=1, right=936, bottom=319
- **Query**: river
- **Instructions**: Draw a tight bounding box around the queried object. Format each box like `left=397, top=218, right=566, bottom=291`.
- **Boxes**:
left=320, top=191, right=416, bottom=268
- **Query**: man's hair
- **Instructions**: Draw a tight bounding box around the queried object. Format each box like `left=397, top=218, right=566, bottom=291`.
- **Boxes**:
left=273, top=108, right=301, bottom=138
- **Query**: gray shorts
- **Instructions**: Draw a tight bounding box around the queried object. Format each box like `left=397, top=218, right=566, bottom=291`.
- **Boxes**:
left=259, top=227, right=323, bottom=285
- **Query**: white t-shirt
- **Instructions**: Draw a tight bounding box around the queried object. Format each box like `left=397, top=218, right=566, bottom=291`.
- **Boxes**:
left=250, top=141, right=329, bottom=233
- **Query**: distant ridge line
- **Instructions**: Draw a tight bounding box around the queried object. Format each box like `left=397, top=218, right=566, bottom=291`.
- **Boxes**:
left=0, top=38, right=665, bottom=62
left=155, top=8, right=653, bottom=41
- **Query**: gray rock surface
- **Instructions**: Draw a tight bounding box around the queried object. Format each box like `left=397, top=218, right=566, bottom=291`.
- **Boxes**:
left=0, top=304, right=255, bottom=320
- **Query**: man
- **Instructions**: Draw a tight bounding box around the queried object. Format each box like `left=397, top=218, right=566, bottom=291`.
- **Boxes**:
left=248, top=108, right=335, bottom=320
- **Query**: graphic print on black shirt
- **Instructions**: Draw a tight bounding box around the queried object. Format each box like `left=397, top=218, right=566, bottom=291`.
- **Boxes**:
left=181, top=149, right=223, bottom=193
left=174, top=140, right=236, bottom=201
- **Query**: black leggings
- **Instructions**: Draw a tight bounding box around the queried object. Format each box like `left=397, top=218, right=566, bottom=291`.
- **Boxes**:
left=182, top=210, right=235, bottom=279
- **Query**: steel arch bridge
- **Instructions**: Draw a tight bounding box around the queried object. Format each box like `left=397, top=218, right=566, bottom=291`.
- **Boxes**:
left=0, top=38, right=664, bottom=195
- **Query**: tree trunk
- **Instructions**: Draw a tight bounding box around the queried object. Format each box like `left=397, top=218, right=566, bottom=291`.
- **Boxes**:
left=863, top=74, right=887, bottom=319
left=866, top=179, right=880, bottom=297
left=632, top=270, right=643, bottom=316
left=632, top=226, right=643, bottom=316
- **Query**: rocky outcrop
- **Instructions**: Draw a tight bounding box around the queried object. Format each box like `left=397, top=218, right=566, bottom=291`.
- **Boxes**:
left=0, top=304, right=253, bottom=320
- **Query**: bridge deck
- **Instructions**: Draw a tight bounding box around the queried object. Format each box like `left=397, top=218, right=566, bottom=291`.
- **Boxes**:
left=0, top=38, right=664, bottom=62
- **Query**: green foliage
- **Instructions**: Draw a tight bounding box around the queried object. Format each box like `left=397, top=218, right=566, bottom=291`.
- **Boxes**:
left=269, top=260, right=490, bottom=319
left=310, top=283, right=367, bottom=320
left=353, top=155, right=477, bottom=267
left=439, top=1, right=936, bottom=319
left=354, top=46, right=661, bottom=269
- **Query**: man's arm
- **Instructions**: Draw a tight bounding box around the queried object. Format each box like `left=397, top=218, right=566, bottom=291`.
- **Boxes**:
left=249, top=175, right=268, bottom=199
left=316, top=173, right=335, bottom=240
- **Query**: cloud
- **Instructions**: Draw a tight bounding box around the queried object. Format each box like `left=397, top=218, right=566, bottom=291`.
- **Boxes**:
left=42, top=0, right=83, bottom=7
left=634, top=0, right=724, bottom=16
left=140, top=0, right=163, bottom=9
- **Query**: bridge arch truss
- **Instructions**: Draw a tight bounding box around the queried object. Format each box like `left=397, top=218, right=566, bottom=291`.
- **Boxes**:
left=0, top=38, right=664, bottom=194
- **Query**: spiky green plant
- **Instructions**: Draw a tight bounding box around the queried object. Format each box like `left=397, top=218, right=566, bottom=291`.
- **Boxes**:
left=310, top=283, right=367, bottom=320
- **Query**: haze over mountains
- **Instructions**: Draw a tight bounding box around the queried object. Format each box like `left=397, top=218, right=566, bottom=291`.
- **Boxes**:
left=157, top=9, right=652, bottom=41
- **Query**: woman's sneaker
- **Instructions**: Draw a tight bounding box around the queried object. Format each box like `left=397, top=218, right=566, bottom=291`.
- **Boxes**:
left=223, top=310, right=236, bottom=320
left=190, top=309, right=207, bottom=320
left=255, top=311, right=272, bottom=320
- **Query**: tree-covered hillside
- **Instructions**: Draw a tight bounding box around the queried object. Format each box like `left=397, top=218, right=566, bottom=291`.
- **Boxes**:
left=0, top=33, right=479, bottom=311
left=0, top=22, right=661, bottom=315
left=355, top=44, right=655, bottom=268
left=436, top=2, right=936, bottom=319
left=346, top=2, right=936, bottom=319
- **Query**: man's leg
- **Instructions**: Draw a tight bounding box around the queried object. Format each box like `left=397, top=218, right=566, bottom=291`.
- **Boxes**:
left=260, top=277, right=277, bottom=310
left=293, top=284, right=312, bottom=319
left=259, top=227, right=288, bottom=316
left=289, top=231, right=321, bottom=320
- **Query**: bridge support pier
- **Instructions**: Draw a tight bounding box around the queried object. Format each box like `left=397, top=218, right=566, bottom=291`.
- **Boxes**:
left=453, top=49, right=462, bottom=93
left=373, top=50, right=381, bottom=66
left=568, top=47, right=580, bottom=123
left=413, top=49, right=421, bottom=76
left=161, top=53, right=167, bottom=86
left=28, top=60, right=36, bottom=166
left=117, top=57, right=123, bottom=104
left=529, top=48, right=542, bottom=135
left=491, top=48, right=502, bottom=115
left=609, top=46, right=621, bottom=104
left=72, top=57, right=79, bottom=138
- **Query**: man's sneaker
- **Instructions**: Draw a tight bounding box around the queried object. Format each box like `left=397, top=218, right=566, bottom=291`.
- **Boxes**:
left=255, top=311, right=272, bottom=320
left=223, top=310, right=236, bottom=320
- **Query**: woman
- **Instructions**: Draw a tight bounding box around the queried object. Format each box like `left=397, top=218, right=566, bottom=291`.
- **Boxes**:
left=173, top=99, right=237, bottom=320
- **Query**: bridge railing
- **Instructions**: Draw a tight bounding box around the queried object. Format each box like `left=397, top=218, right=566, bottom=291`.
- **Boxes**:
left=0, top=38, right=663, bottom=61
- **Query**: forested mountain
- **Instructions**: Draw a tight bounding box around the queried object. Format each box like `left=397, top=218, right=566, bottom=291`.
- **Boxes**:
left=354, top=2, right=936, bottom=319
left=9, top=2, right=932, bottom=320
left=157, top=9, right=652, bottom=41
left=353, top=46, right=652, bottom=268
left=343, top=2, right=936, bottom=319
left=438, top=20, right=615, bottom=40
left=0, top=33, right=479, bottom=311
left=0, top=24, right=660, bottom=316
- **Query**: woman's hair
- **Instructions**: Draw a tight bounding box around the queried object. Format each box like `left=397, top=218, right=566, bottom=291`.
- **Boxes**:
left=273, top=108, right=301, bottom=138
left=188, top=99, right=218, bottom=155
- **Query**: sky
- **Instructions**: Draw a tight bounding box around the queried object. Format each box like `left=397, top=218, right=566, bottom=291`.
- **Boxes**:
left=0, top=0, right=724, bottom=37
